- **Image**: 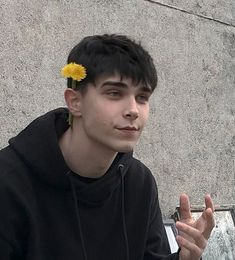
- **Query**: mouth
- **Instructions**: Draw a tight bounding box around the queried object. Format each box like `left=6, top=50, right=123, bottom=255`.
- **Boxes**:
left=116, top=126, right=139, bottom=131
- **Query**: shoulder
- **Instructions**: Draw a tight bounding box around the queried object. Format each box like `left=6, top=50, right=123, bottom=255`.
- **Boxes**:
left=125, top=157, right=158, bottom=196
left=0, top=146, right=26, bottom=176
left=0, top=146, right=32, bottom=197
left=128, top=157, right=156, bottom=183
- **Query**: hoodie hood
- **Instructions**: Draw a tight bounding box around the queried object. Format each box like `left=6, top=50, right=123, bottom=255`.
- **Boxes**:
left=9, top=108, right=133, bottom=205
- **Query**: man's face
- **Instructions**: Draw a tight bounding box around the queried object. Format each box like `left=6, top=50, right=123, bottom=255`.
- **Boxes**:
left=76, top=74, right=152, bottom=153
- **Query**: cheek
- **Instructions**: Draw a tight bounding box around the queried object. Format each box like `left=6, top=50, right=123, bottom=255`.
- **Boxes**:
left=145, top=111, right=150, bottom=122
left=83, top=108, right=112, bottom=130
left=141, top=106, right=150, bottom=122
left=92, top=102, right=118, bottom=123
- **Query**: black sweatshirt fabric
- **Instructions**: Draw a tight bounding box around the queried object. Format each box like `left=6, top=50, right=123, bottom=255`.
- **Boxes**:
left=0, top=108, right=179, bottom=260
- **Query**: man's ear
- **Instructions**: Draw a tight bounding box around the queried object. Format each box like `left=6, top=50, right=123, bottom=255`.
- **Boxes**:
left=64, top=88, right=82, bottom=117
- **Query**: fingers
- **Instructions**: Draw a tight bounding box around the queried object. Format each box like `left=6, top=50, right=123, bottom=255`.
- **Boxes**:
left=176, top=235, right=204, bottom=259
left=176, top=221, right=207, bottom=258
left=179, top=193, right=191, bottom=220
left=202, top=207, right=215, bottom=240
left=176, top=221, right=207, bottom=249
left=205, top=194, right=214, bottom=212
left=200, top=194, right=215, bottom=239
left=176, top=194, right=215, bottom=259
left=179, top=193, right=215, bottom=221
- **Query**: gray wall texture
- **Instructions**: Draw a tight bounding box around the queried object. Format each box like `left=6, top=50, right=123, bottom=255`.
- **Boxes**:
left=0, top=0, right=234, bottom=218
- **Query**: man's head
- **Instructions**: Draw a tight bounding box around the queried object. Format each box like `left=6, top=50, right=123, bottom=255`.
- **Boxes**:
left=63, top=34, right=157, bottom=153
left=66, top=34, right=157, bottom=93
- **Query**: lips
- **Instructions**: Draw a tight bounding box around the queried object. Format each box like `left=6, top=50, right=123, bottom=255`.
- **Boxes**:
left=116, top=126, right=139, bottom=131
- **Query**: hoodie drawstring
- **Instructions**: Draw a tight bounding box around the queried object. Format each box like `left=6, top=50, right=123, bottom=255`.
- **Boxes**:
left=119, top=164, right=130, bottom=260
left=66, top=166, right=130, bottom=260
left=67, top=171, right=88, bottom=260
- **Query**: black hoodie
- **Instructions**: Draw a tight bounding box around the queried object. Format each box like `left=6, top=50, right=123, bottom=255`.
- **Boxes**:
left=0, top=108, right=179, bottom=260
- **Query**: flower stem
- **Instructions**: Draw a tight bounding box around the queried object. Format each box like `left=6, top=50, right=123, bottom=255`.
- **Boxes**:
left=68, top=80, right=76, bottom=126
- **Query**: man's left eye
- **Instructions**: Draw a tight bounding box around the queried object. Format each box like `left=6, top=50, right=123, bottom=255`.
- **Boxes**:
left=137, top=95, right=149, bottom=103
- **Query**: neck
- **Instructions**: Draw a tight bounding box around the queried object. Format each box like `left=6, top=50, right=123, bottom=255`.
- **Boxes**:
left=59, top=127, right=117, bottom=178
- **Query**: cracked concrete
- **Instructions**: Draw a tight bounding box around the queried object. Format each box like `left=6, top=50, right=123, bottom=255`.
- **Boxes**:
left=146, top=0, right=235, bottom=27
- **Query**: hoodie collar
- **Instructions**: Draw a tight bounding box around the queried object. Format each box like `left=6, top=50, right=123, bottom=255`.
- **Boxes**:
left=68, top=152, right=132, bottom=206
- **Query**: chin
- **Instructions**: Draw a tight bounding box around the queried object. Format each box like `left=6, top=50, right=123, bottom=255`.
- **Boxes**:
left=115, top=144, right=135, bottom=153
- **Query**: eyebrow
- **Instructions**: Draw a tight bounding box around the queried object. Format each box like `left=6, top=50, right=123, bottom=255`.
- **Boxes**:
left=101, top=81, right=152, bottom=93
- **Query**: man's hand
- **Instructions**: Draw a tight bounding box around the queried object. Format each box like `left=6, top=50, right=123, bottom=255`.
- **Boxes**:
left=175, top=194, right=215, bottom=260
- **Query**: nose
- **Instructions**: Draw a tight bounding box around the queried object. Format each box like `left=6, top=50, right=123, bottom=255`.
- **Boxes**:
left=123, top=97, right=139, bottom=120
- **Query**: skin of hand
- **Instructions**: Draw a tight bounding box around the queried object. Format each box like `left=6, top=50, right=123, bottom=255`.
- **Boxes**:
left=175, top=194, right=215, bottom=260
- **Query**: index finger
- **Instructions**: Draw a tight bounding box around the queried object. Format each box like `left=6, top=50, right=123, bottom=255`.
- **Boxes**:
left=179, top=193, right=191, bottom=220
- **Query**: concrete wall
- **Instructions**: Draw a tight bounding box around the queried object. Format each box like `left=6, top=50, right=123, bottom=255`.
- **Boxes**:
left=0, top=0, right=234, bottom=218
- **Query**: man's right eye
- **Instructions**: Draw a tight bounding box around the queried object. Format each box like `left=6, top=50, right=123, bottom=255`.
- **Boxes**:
left=107, top=90, right=121, bottom=97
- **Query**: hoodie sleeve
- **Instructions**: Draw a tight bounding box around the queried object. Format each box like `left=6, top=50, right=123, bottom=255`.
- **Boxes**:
left=144, top=176, right=180, bottom=260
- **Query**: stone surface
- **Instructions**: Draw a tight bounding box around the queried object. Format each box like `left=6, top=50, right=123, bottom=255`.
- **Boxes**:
left=0, top=0, right=234, bottom=218
left=148, top=0, right=235, bottom=26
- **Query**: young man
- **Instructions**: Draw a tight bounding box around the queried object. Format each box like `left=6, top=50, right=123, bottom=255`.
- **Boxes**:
left=0, top=34, right=214, bottom=260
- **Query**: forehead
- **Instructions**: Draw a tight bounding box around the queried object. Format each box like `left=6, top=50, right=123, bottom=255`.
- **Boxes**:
left=94, top=74, right=152, bottom=92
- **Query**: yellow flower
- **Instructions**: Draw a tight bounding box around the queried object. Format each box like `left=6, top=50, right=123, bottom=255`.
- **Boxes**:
left=61, top=63, right=87, bottom=82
